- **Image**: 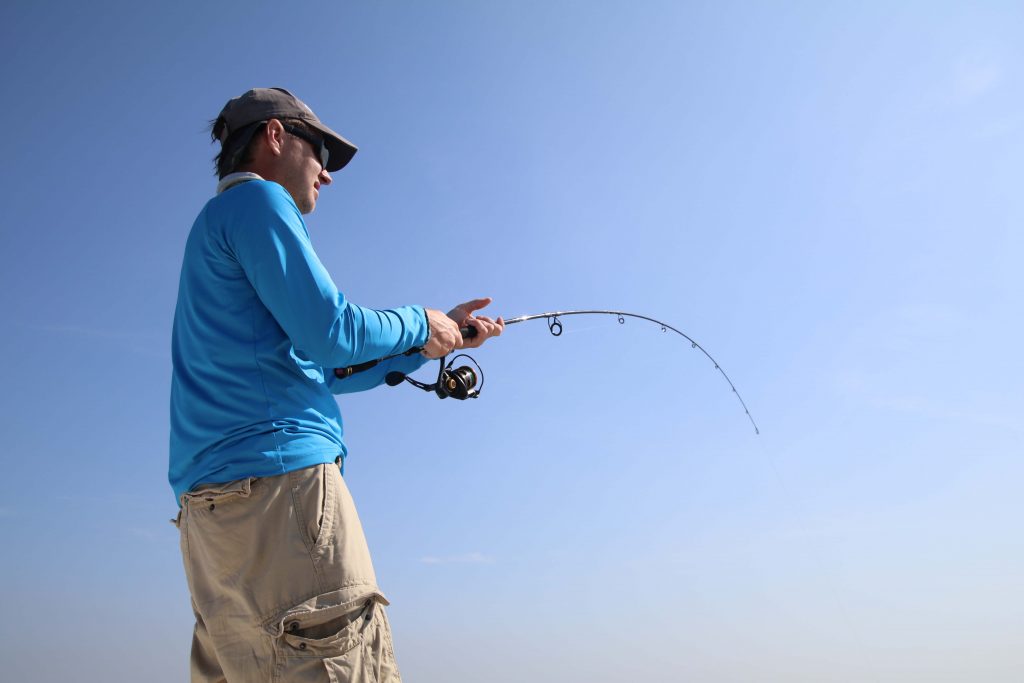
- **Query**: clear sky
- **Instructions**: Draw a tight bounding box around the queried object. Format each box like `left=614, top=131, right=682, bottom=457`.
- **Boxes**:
left=1, top=1, right=1021, bottom=681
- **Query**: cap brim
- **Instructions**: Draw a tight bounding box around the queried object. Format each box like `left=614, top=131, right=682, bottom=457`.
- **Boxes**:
left=308, top=120, right=357, bottom=172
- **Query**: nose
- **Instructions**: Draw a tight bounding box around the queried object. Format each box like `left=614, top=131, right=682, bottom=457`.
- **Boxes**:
left=319, top=168, right=332, bottom=186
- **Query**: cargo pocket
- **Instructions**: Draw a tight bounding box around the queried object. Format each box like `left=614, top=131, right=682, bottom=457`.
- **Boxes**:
left=271, top=592, right=397, bottom=683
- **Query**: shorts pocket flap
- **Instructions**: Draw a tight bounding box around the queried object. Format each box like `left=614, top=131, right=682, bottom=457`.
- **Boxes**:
left=180, top=477, right=254, bottom=505
left=270, top=590, right=387, bottom=657
left=266, top=588, right=388, bottom=638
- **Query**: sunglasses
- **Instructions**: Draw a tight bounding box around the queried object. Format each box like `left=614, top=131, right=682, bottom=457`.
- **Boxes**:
left=282, top=124, right=329, bottom=170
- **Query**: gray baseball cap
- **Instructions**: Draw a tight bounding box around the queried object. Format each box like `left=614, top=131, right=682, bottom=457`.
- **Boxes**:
left=214, top=87, right=357, bottom=172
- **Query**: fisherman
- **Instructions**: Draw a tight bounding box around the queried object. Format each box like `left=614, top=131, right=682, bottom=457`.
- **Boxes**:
left=169, top=87, right=503, bottom=682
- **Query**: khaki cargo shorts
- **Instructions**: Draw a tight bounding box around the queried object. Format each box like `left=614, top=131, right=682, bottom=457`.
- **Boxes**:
left=175, top=462, right=401, bottom=682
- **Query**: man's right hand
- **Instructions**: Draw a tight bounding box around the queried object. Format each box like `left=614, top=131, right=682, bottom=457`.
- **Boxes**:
left=421, top=308, right=463, bottom=359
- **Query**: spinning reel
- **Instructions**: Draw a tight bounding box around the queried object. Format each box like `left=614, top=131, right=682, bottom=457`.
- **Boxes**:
left=385, top=353, right=484, bottom=400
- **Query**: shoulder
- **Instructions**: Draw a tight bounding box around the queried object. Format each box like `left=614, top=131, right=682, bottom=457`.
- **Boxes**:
left=207, top=181, right=305, bottom=237
left=205, top=182, right=313, bottom=259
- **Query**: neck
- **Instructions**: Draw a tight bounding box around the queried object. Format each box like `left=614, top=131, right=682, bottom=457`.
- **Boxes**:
left=217, top=171, right=264, bottom=194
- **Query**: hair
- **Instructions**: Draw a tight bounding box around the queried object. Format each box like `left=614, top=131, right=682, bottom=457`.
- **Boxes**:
left=210, top=117, right=320, bottom=179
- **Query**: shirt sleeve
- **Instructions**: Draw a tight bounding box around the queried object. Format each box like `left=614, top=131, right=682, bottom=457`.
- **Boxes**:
left=224, top=182, right=429, bottom=368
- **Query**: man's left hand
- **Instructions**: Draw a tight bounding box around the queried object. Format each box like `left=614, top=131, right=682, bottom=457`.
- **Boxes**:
left=447, top=297, right=504, bottom=349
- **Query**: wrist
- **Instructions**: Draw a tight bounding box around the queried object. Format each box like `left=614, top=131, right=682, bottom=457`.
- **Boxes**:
left=419, top=306, right=431, bottom=347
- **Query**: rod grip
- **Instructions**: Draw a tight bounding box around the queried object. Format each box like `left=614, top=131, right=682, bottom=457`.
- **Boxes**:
left=460, top=325, right=478, bottom=339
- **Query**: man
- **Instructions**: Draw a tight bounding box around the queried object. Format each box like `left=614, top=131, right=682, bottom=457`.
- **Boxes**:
left=170, top=87, right=502, bottom=682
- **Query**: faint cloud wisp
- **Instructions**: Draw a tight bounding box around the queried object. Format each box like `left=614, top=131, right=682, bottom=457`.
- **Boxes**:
left=419, top=552, right=494, bottom=565
left=17, top=321, right=168, bottom=359
left=953, top=54, right=1001, bottom=102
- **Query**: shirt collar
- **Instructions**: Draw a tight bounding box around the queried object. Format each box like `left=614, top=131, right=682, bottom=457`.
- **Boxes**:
left=217, top=172, right=265, bottom=195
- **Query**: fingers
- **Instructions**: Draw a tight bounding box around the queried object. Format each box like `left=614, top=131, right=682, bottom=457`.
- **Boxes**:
left=460, top=314, right=504, bottom=348
left=447, top=297, right=493, bottom=323
left=469, top=315, right=503, bottom=334
left=429, top=300, right=503, bottom=355
left=459, top=297, right=493, bottom=313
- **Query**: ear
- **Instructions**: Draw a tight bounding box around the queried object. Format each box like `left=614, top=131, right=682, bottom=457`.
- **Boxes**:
left=263, top=118, right=287, bottom=157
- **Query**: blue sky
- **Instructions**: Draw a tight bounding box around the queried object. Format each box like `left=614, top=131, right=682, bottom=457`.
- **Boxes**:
left=1, top=1, right=1022, bottom=681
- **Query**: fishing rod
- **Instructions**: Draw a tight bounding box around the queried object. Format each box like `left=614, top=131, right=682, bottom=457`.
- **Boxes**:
left=334, top=310, right=760, bottom=435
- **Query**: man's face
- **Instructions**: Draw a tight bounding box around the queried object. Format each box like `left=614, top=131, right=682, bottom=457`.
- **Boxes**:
left=277, top=127, right=332, bottom=215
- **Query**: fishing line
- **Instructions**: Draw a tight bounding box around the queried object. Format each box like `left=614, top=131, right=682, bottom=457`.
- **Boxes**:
left=751, top=435, right=880, bottom=682
left=336, top=309, right=882, bottom=676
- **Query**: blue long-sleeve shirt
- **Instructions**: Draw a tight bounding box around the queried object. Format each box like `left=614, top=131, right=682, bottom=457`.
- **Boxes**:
left=169, top=179, right=429, bottom=502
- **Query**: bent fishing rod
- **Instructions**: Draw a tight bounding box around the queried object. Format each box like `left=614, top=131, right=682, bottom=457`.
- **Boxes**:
left=335, top=310, right=760, bottom=435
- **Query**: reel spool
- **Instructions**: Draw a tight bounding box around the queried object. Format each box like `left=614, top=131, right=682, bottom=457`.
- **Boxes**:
left=385, top=353, right=484, bottom=400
